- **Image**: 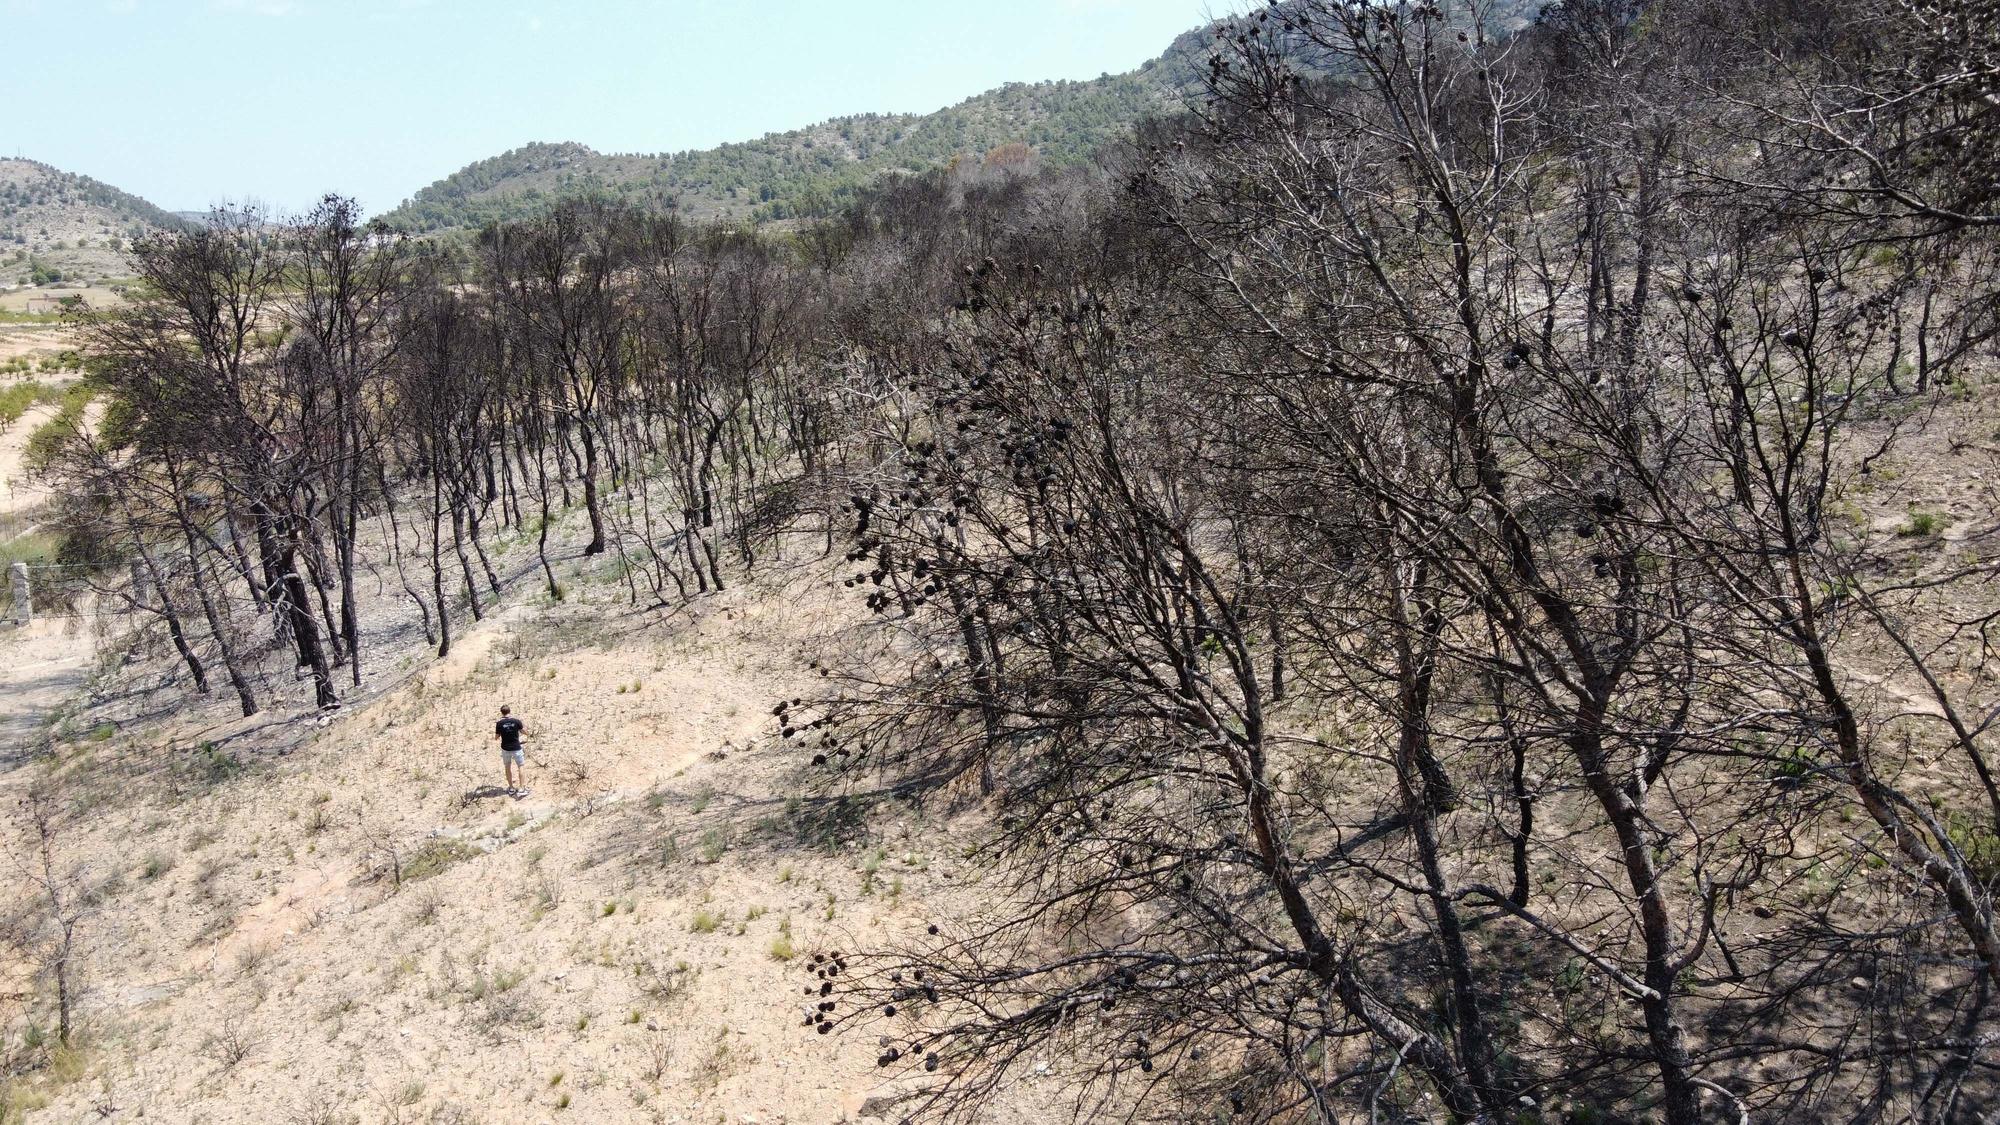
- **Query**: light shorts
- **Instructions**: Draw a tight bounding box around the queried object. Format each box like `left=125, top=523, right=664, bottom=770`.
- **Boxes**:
left=501, top=748, right=525, bottom=767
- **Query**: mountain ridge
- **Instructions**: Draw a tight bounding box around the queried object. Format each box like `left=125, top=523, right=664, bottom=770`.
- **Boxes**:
left=375, top=1, right=1549, bottom=234
left=373, top=13, right=1228, bottom=232
left=0, top=158, right=189, bottom=286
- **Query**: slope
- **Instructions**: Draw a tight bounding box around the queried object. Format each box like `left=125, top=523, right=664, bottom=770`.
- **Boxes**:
left=374, top=13, right=1224, bottom=232
left=0, top=160, right=188, bottom=287
left=0, top=535, right=1068, bottom=1122
left=376, top=0, right=1553, bottom=234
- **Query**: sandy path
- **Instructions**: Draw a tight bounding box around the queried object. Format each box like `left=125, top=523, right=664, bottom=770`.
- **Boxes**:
left=0, top=615, right=94, bottom=766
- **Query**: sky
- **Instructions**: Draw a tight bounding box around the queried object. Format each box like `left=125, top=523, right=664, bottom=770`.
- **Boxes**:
left=0, top=0, right=1222, bottom=217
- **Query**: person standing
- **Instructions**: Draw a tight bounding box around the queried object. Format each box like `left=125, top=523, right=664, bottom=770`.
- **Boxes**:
left=493, top=705, right=528, bottom=796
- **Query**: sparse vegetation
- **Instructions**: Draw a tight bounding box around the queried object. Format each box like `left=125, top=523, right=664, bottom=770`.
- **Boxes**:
left=1901, top=508, right=1950, bottom=537
left=7, top=1, right=2000, bottom=1122
left=401, top=837, right=476, bottom=883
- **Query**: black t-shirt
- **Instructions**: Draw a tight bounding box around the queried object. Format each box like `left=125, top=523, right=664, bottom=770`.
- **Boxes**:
left=496, top=717, right=524, bottom=750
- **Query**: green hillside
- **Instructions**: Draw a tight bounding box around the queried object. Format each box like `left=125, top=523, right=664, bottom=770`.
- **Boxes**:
left=375, top=0, right=1547, bottom=234
left=376, top=23, right=1215, bottom=232
left=0, top=158, right=190, bottom=285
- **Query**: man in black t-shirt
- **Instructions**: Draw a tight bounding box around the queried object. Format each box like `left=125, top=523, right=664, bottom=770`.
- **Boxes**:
left=492, top=705, right=528, bottom=796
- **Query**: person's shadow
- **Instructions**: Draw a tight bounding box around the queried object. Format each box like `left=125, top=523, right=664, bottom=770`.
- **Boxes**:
left=462, top=784, right=512, bottom=802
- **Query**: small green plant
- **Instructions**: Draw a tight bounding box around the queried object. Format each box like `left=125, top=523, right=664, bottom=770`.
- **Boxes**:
left=182, top=742, right=245, bottom=786
left=1772, top=746, right=1817, bottom=788
left=1946, top=812, right=2000, bottom=884
left=689, top=909, right=720, bottom=934
left=471, top=965, right=529, bottom=1000
left=140, top=849, right=175, bottom=880
left=404, top=837, right=477, bottom=883
left=1900, top=509, right=1948, bottom=538
left=1555, top=957, right=1588, bottom=996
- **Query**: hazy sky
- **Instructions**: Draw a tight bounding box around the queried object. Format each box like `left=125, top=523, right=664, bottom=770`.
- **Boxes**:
left=0, top=0, right=1221, bottom=216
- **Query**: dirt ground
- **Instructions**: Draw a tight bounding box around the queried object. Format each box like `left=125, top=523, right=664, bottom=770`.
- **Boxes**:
left=0, top=538, right=1066, bottom=1124
left=0, top=288, right=124, bottom=315
left=0, top=327, right=71, bottom=367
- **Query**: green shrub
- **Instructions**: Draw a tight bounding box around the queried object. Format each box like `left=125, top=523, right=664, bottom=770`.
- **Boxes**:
left=404, top=837, right=478, bottom=883
left=1946, top=812, right=2000, bottom=885
left=21, top=381, right=97, bottom=476
left=0, top=381, right=58, bottom=429
left=1900, top=509, right=1948, bottom=538
left=180, top=742, right=245, bottom=786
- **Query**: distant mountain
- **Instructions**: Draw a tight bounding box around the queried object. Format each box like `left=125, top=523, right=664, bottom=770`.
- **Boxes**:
left=378, top=1, right=1547, bottom=234
left=0, top=159, right=189, bottom=286
left=376, top=16, right=1223, bottom=232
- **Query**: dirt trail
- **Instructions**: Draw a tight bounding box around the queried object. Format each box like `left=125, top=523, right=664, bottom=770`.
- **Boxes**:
left=0, top=615, right=93, bottom=766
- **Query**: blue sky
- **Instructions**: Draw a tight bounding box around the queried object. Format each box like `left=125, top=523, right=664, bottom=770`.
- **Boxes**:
left=1, top=0, right=1221, bottom=215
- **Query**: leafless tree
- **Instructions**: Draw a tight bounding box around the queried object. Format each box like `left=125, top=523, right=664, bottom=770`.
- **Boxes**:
left=8, top=792, right=91, bottom=1048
